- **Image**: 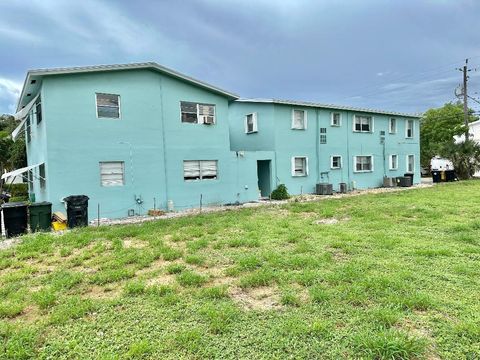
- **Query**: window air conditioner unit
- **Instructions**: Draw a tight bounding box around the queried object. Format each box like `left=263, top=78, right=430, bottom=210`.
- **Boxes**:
left=203, top=116, right=215, bottom=125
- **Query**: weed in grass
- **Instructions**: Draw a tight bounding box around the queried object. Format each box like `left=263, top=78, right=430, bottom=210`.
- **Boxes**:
left=453, top=320, right=480, bottom=341
left=3, top=326, right=37, bottom=359
left=355, top=329, right=427, bottom=359
left=308, top=320, right=332, bottom=337
left=59, top=247, right=73, bottom=257
left=185, top=254, right=206, bottom=266
left=227, top=238, right=260, bottom=248
left=49, top=297, right=94, bottom=324
left=239, top=268, right=277, bottom=288
left=187, top=238, right=209, bottom=251
left=0, top=302, right=24, bottom=318
left=388, top=292, right=435, bottom=311
left=146, top=284, right=176, bottom=297
left=280, top=290, right=301, bottom=307
left=32, top=288, right=57, bottom=309
left=90, top=268, right=136, bottom=285
left=236, top=254, right=263, bottom=271
left=48, top=270, right=83, bottom=291
left=126, top=340, right=152, bottom=358
left=161, top=247, right=183, bottom=261
left=165, top=263, right=186, bottom=274
left=366, top=306, right=402, bottom=328
left=309, top=285, right=330, bottom=304
left=200, top=286, right=229, bottom=300
left=199, top=303, right=239, bottom=334
left=124, top=281, right=146, bottom=296
left=172, top=328, right=203, bottom=353
left=176, top=271, right=207, bottom=287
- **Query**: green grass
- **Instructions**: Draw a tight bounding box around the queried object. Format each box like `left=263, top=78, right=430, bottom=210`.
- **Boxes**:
left=1, top=181, right=480, bottom=358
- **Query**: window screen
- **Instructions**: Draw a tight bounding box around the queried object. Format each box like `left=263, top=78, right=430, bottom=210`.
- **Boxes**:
left=100, top=161, right=124, bottom=186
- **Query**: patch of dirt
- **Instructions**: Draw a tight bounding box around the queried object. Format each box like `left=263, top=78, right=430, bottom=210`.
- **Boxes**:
left=6, top=305, right=41, bottom=324
left=123, top=238, right=148, bottom=249
left=298, top=212, right=318, bottom=219
left=397, top=318, right=440, bottom=360
left=328, top=247, right=348, bottom=262
left=82, top=285, right=121, bottom=300
left=229, top=286, right=282, bottom=311
left=146, top=274, right=175, bottom=286
left=313, top=217, right=350, bottom=225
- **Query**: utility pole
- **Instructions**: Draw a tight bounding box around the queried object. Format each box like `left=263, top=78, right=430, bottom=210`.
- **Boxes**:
left=458, top=59, right=471, bottom=141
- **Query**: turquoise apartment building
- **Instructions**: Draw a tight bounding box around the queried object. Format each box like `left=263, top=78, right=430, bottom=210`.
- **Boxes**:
left=10, top=63, right=420, bottom=220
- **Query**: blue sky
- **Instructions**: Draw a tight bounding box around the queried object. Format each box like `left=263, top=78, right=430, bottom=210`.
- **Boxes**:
left=1, top=0, right=480, bottom=115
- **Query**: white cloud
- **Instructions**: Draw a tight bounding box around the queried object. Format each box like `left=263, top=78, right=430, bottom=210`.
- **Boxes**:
left=0, top=78, right=22, bottom=114
left=0, top=26, right=44, bottom=44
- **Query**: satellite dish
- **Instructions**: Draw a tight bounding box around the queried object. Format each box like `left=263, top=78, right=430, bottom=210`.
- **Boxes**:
left=455, top=85, right=464, bottom=98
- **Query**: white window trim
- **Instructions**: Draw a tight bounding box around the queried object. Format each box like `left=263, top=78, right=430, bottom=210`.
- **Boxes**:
left=291, top=109, right=307, bottom=130
left=389, top=118, right=397, bottom=134
left=180, top=102, right=216, bottom=124
left=99, top=161, right=125, bottom=187
left=405, top=119, right=414, bottom=139
left=353, top=155, right=374, bottom=173
left=389, top=154, right=398, bottom=170
left=352, top=114, right=374, bottom=133
left=291, top=156, right=309, bottom=177
left=245, top=113, right=258, bottom=133
left=330, top=155, right=342, bottom=169
left=406, top=154, right=415, bottom=173
left=331, top=112, right=342, bottom=127
left=96, top=93, right=121, bottom=119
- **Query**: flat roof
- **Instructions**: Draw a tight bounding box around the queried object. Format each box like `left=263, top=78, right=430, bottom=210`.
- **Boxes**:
left=236, top=98, right=421, bottom=118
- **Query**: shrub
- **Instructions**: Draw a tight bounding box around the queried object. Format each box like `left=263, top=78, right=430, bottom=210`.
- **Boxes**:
left=271, top=184, right=290, bottom=200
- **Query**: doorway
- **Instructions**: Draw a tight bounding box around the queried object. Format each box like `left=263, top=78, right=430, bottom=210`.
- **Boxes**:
left=257, top=160, right=271, bottom=198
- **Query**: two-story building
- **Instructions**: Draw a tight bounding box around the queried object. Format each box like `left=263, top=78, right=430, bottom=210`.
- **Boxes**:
left=6, top=63, right=420, bottom=220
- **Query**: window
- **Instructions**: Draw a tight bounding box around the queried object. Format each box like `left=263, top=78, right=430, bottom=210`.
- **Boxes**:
left=245, top=113, right=258, bottom=133
left=320, top=128, right=327, bottom=144
left=100, top=161, right=124, bottom=186
left=291, top=109, right=307, bottom=129
left=36, top=101, right=42, bottom=124
left=406, top=119, right=414, bottom=138
left=183, top=160, right=218, bottom=180
left=39, top=164, right=46, bottom=189
left=389, top=118, right=396, bottom=133
left=26, top=115, right=31, bottom=142
left=407, top=155, right=415, bottom=173
left=389, top=154, right=398, bottom=170
left=291, top=157, right=308, bottom=176
left=331, top=155, right=342, bottom=169
left=331, top=112, right=341, bottom=126
left=27, top=169, right=33, bottom=190
left=353, top=115, right=373, bottom=132
left=96, top=93, right=120, bottom=118
left=354, top=155, right=373, bottom=172
left=181, top=102, right=216, bottom=124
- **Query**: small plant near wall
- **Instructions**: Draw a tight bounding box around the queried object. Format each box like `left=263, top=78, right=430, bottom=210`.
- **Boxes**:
left=270, top=184, right=290, bottom=200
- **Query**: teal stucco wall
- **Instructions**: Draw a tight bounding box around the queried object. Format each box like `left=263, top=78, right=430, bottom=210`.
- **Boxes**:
left=229, top=101, right=420, bottom=194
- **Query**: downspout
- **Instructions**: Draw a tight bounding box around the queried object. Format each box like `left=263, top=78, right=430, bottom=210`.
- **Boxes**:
left=346, top=112, right=351, bottom=189
left=158, top=77, right=170, bottom=209
left=315, top=109, right=320, bottom=184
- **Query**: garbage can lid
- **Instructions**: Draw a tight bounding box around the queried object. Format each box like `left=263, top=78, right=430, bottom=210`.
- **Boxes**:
left=1, top=201, right=28, bottom=209
left=64, top=195, right=89, bottom=201
left=29, top=201, right=52, bottom=207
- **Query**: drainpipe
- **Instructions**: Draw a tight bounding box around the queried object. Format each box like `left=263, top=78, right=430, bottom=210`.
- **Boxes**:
left=158, top=77, right=169, bottom=209
left=316, top=109, right=320, bottom=184
left=346, top=112, right=351, bottom=189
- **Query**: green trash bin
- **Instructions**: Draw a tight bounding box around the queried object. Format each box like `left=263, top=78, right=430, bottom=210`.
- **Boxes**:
left=29, top=202, right=52, bottom=232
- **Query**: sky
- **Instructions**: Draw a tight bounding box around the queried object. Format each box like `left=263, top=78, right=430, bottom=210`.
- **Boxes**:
left=1, top=0, right=480, bottom=115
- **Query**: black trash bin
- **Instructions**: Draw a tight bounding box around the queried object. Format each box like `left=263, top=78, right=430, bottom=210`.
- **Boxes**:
left=432, top=171, right=441, bottom=183
left=1, top=202, right=28, bottom=238
left=445, top=170, right=456, bottom=182
left=29, top=202, right=52, bottom=232
left=404, top=173, right=414, bottom=184
left=64, top=195, right=89, bottom=228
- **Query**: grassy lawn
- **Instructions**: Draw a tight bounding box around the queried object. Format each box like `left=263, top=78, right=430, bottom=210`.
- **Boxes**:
left=1, top=182, right=480, bottom=359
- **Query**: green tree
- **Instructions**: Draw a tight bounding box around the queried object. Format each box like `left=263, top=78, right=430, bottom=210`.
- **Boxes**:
left=0, top=114, right=26, bottom=188
left=420, top=102, right=477, bottom=167
left=438, top=140, right=480, bottom=179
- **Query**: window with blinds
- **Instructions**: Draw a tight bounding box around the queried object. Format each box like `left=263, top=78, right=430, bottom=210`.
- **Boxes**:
left=181, top=102, right=216, bottom=124
left=389, top=154, right=398, bottom=170
left=39, top=164, right=46, bottom=189
left=354, top=156, right=373, bottom=172
left=406, top=120, right=414, bottom=138
left=407, top=154, right=415, bottom=172
left=353, top=115, right=373, bottom=132
left=291, top=157, right=308, bottom=176
left=331, top=156, right=342, bottom=169
left=96, top=93, right=120, bottom=118
left=100, top=161, right=125, bottom=186
left=183, top=160, right=218, bottom=181
left=291, top=109, right=306, bottom=129
left=331, top=112, right=341, bottom=126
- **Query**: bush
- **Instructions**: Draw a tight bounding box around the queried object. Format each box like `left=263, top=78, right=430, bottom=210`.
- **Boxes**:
left=8, top=183, right=28, bottom=198
left=271, top=184, right=290, bottom=200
